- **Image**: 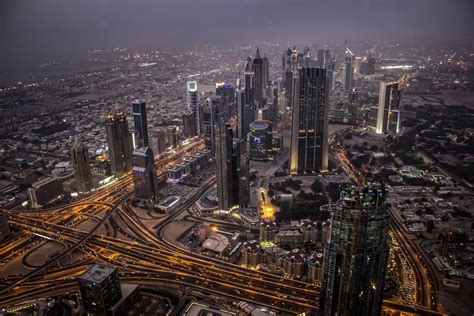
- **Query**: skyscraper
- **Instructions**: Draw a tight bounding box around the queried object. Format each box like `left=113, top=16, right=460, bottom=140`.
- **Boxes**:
left=375, top=81, right=401, bottom=134
left=317, top=49, right=330, bottom=68
left=186, top=81, right=199, bottom=136
left=348, top=88, right=359, bottom=124
left=253, top=48, right=265, bottom=108
left=249, top=120, right=273, bottom=161
left=132, top=100, right=149, bottom=148
left=289, top=67, right=329, bottom=174
left=321, top=183, right=390, bottom=316
left=216, top=82, right=236, bottom=118
left=132, top=147, right=158, bottom=200
left=106, top=112, right=133, bottom=178
left=244, top=56, right=255, bottom=111
left=215, top=120, right=238, bottom=210
left=167, top=126, right=180, bottom=149
left=71, top=138, right=93, bottom=193
left=344, top=48, right=355, bottom=91
left=79, top=263, right=122, bottom=314
left=236, top=88, right=251, bottom=139
left=152, top=129, right=167, bottom=156
left=262, top=55, right=270, bottom=94
left=182, top=111, right=197, bottom=139
left=200, top=95, right=222, bottom=155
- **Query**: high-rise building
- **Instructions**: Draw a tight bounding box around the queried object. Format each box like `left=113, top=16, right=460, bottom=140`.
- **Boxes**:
left=249, top=120, right=273, bottom=161
left=186, top=81, right=199, bottom=136
left=244, top=57, right=255, bottom=111
left=200, top=96, right=222, bottom=154
left=182, top=111, right=197, bottom=139
left=317, top=49, right=330, bottom=68
left=79, top=263, right=122, bottom=314
left=132, top=147, right=153, bottom=195
left=282, top=47, right=292, bottom=72
left=216, top=82, right=236, bottom=117
left=253, top=48, right=266, bottom=108
left=262, top=55, right=270, bottom=94
left=167, top=126, right=180, bottom=148
left=152, top=129, right=167, bottom=156
left=348, top=89, right=359, bottom=124
left=344, top=48, right=355, bottom=91
left=71, top=138, right=93, bottom=193
left=106, top=113, right=133, bottom=178
left=321, top=183, right=390, bottom=316
left=214, top=120, right=238, bottom=210
left=132, top=100, right=149, bottom=148
left=303, top=47, right=311, bottom=67
left=28, top=177, right=64, bottom=208
left=289, top=67, right=329, bottom=174
left=236, top=88, right=253, bottom=139
left=374, top=81, right=401, bottom=134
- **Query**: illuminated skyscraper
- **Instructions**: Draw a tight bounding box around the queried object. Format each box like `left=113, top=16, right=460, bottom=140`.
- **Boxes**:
left=215, top=120, right=238, bottom=210
left=132, top=100, right=149, bottom=148
left=236, top=88, right=252, bottom=139
left=186, top=80, right=198, bottom=112
left=79, top=263, right=122, bottom=314
left=106, top=113, right=133, bottom=178
left=200, top=95, right=222, bottom=154
left=244, top=56, right=255, bottom=111
left=321, top=183, right=390, bottom=316
left=132, top=147, right=158, bottom=200
left=317, top=49, right=330, bottom=68
left=375, top=81, right=401, bottom=134
left=289, top=66, right=329, bottom=174
left=216, top=82, right=236, bottom=117
left=249, top=120, right=273, bottom=161
left=71, top=138, right=93, bottom=193
left=253, top=48, right=265, bottom=108
left=344, top=47, right=355, bottom=91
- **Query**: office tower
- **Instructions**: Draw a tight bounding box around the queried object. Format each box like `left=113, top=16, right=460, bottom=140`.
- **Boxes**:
left=321, top=184, right=390, bottom=316
left=167, top=126, right=180, bottom=148
left=216, top=82, right=236, bottom=117
left=367, top=53, right=376, bottom=75
left=344, top=48, right=355, bottom=91
left=326, top=55, right=336, bottom=92
left=253, top=48, right=265, bottom=108
left=375, top=81, right=401, bottom=134
left=348, top=89, right=359, bottom=124
left=71, top=138, right=93, bottom=193
left=132, top=100, right=149, bottom=148
left=215, top=120, right=238, bottom=210
left=303, top=47, right=311, bottom=67
left=187, top=81, right=199, bottom=137
left=182, top=111, right=197, bottom=139
left=28, top=178, right=64, bottom=208
left=354, top=56, right=363, bottom=75
left=249, top=120, right=273, bottom=161
left=317, top=49, right=330, bottom=68
left=289, top=67, right=329, bottom=174
left=282, top=47, right=292, bottom=72
left=132, top=147, right=153, bottom=193
left=244, top=57, right=255, bottom=110
left=262, top=55, right=270, bottom=92
left=143, top=161, right=159, bottom=200
left=0, top=215, right=10, bottom=241
left=236, top=88, right=252, bottom=139
left=284, top=47, right=299, bottom=110
left=238, top=154, right=250, bottom=207
left=79, top=263, right=122, bottom=314
left=152, top=129, right=167, bottom=156
left=201, top=95, right=222, bottom=154
left=106, top=112, right=133, bottom=178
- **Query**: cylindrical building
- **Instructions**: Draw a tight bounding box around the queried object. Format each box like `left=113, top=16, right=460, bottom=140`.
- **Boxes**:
left=249, top=120, right=273, bottom=161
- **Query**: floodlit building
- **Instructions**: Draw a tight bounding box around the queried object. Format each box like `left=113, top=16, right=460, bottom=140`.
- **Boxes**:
left=132, top=100, right=149, bottom=148
left=249, top=120, right=273, bottom=161
left=373, top=81, right=402, bottom=134
left=321, top=183, right=390, bottom=316
left=106, top=112, right=133, bottom=177
left=71, top=138, right=93, bottom=193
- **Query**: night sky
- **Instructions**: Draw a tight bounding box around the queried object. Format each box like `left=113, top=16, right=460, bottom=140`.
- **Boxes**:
left=2, top=0, right=474, bottom=67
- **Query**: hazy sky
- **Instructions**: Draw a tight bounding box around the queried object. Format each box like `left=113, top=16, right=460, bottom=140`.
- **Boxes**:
left=2, top=0, right=474, bottom=68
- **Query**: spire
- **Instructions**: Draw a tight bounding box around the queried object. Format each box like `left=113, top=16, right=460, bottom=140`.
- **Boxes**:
left=255, top=48, right=261, bottom=59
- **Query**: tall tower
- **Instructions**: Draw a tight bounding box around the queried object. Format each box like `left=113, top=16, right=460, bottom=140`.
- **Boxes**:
left=376, top=81, right=401, bottom=134
left=187, top=81, right=199, bottom=136
left=105, top=112, right=133, bottom=178
left=182, top=111, right=197, bottom=139
left=253, top=48, right=265, bottom=108
left=290, top=66, right=329, bottom=174
left=215, top=120, right=237, bottom=210
left=321, top=183, right=390, bottom=316
left=244, top=56, right=255, bottom=110
left=71, top=138, right=93, bottom=193
left=201, top=95, right=222, bottom=155
left=262, top=55, right=270, bottom=96
left=132, top=147, right=158, bottom=200
left=344, top=44, right=355, bottom=91
left=132, top=100, right=149, bottom=148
